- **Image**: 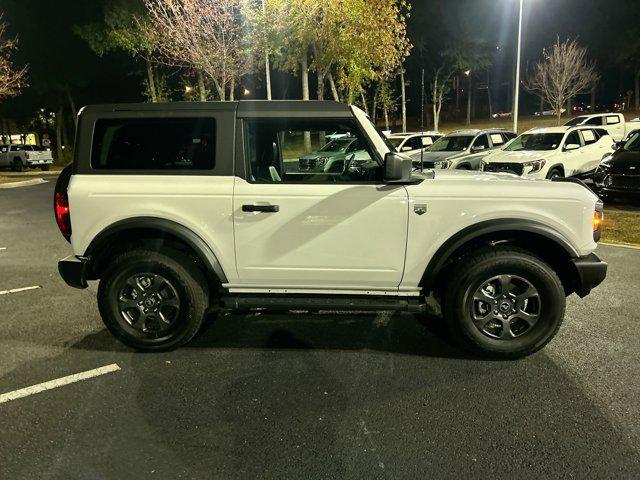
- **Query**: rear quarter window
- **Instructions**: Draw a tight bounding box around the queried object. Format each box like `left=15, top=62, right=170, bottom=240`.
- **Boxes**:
left=91, top=117, right=216, bottom=171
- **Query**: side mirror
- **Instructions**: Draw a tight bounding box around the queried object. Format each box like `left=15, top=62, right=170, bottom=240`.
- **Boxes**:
left=401, top=146, right=412, bottom=152
left=472, top=145, right=487, bottom=153
left=564, top=143, right=580, bottom=151
left=384, top=152, right=413, bottom=183
left=613, top=142, right=623, bottom=150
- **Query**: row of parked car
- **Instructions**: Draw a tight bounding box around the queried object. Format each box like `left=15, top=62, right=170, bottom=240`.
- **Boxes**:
left=296, top=112, right=640, bottom=199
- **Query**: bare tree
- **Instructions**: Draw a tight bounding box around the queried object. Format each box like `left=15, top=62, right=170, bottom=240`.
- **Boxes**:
left=144, top=0, right=252, bottom=101
left=526, top=38, right=599, bottom=124
left=430, top=66, right=452, bottom=132
left=0, top=17, right=27, bottom=100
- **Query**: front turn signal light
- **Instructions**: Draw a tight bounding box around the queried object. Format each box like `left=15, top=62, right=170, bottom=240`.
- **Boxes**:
left=593, top=202, right=604, bottom=243
left=593, top=211, right=603, bottom=232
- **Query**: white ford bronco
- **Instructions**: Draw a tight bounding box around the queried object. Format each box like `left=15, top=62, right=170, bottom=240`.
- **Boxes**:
left=56, top=101, right=607, bottom=358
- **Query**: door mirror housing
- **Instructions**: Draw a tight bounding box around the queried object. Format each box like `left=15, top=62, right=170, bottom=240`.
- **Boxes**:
left=384, top=152, right=413, bottom=183
left=472, top=145, right=487, bottom=153
left=564, top=143, right=580, bottom=151
left=401, top=146, right=412, bottom=152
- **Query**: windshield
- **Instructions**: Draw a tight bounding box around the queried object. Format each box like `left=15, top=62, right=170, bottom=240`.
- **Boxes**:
left=505, top=133, right=564, bottom=151
left=429, top=136, right=474, bottom=152
left=388, top=137, right=405, bottom=148
left=622, top=132, right=640, bottom=151
left=319, top=138, right=352, bottom=152
left=564, top=116, right=588, bottom=127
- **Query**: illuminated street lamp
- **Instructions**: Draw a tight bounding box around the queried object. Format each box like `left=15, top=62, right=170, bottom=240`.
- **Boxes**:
left=185, top=86, right=193, bottom=94
left=243, top=88, right=251, bottom=96
left=513, top=0, right=524, bottom=133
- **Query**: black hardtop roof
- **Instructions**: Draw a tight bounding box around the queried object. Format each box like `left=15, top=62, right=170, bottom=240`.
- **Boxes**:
left=81, top=100, right=352, bottom=118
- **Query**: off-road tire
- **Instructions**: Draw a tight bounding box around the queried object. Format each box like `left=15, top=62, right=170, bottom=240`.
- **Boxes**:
left=98, top=248, right=209, bottom=351
left=441, top=246, right=566, bottom=359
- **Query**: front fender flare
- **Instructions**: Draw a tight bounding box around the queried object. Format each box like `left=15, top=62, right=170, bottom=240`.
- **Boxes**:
left=419, top=218, right=579, bottom=290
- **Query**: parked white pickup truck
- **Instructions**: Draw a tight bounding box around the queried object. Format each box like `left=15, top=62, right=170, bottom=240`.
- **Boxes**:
left=0, top=144, right=54, bottom=171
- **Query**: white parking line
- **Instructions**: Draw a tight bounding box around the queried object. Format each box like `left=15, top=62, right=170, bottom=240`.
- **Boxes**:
left=0, top=364, right=121, bottom=404
left=0, top=247, right=6, bottom=251
left=0, top=285, right=41, bottom=296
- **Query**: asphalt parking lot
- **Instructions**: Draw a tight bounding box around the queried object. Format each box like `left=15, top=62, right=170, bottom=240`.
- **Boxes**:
left=1, top=178, right=639, bottom=479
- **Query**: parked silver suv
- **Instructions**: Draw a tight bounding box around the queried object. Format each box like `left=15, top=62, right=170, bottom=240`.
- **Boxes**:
left=411, top=129, right=517, bottom=170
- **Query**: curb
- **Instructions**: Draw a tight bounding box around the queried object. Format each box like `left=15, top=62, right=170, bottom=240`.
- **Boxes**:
left=0, top=178, right=47, bottom=189
left=600, top=242, right=640, bottom=251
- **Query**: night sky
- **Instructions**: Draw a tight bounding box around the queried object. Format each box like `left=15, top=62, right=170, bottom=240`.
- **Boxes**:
left=1, top=0, right=639, bottom=122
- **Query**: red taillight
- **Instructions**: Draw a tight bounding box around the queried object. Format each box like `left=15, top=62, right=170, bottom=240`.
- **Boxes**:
left=55, top=192, right=71, bottom=240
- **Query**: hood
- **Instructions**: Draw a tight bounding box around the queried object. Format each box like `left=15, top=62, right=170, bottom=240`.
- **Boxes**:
left=602, top=150, right=640, bottom=175
left=299, top=150, right=344, bottom=161
left=415, top=168, right=541, bottom=183
left=409, top=151, right=462, bottom=163
left=483, top=150, right=549, bottom=164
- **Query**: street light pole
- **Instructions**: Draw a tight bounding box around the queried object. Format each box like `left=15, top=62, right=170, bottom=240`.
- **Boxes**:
left=513, top=0, right=524, bottom=134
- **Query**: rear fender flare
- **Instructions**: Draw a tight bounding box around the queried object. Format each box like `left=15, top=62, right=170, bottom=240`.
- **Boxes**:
left=84, top=217, right=228, bottom=283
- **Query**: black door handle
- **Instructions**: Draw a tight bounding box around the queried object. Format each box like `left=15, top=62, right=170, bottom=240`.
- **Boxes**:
left=242, top=204, right=279, bottom=213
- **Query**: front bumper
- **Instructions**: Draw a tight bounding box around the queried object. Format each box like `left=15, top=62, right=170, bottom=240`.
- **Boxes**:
left=58, top=255, right=89, bottom=289
left=26, top=160, right=53, bottom=166
left=571, top=253, right=607, bottom=297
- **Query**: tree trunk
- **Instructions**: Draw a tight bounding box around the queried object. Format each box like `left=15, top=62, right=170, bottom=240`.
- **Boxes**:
left=301, top=57, right=311, bottom=152
left=372, top=88, right=378, bottom=124
left=328, top=72, right=340, bottom=102
left=400, top=70, right=407, bottom=133
left=466, top=76, right=472, bottom=125
left=360, top=92, right=369, bottom=115
left=590, top=86, right=596, bottom=113
left=486, top=71, right=493, bottom=119
left=55, top=106, right=64, bottom=162
left=455, top=75, right=460, bottom=111
left=197, top=71, right=207, bottom=102
left=635, top=71, right=640, bottom=111
left=229, top=77, right=235, bottom=102
left=539, top=95, right=544, bottom=115
left=146, top=60, right=157, bottom=103
left=433, top=102, right=438, bottom=132
left=317, top=72, right=325, bottom=100
left=262, top=0, right=272, bottom=100
left=384, top=106, right=390, bottom=131
left=65, top=85, right=77, bottom=129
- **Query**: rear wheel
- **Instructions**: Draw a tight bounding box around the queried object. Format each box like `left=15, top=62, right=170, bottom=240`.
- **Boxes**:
left=441, top=246, right=566, bottom=359
left=97, top=248, right=209, bottom=351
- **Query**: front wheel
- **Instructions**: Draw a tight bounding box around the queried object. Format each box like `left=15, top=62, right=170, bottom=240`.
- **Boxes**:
left=97, top=248, right=210, bottom=351
left=441, top=246, right=566, bottom=359
left=546, top=168, right=563, bottom=180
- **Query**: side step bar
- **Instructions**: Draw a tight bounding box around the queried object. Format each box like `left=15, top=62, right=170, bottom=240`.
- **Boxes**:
left=220, top=294, right=427, bottom=313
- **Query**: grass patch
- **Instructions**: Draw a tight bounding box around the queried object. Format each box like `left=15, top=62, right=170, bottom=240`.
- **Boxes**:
left=601, top=209, right=640, bottom=246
